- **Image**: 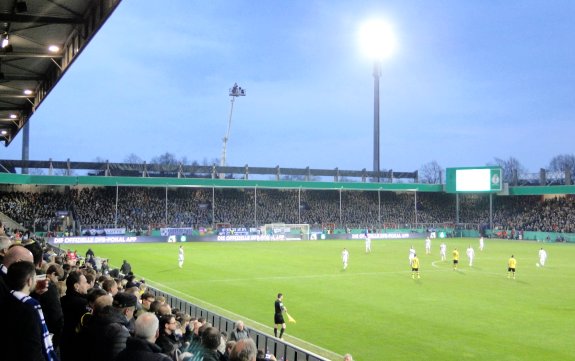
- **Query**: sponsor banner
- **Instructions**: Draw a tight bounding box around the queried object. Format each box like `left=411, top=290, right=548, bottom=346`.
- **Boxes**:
left=350, top=232, right=423, bottom=239
left=52, top=236, right=146, bottom=244
left=82, top=228, right=126, bottom=236
left=160, top=228, right=195, bottom=236
left=216, top=235, right=287, bottom=241
left=218, top=227, right=251, bottom=236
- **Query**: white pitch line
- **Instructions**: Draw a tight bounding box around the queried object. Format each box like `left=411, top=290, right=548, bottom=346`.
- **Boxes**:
left=145, top=278, right=343, bottom=360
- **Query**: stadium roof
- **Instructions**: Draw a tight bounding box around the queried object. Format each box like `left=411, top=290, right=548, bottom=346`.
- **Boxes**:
left=0, top=0, right=121, bottom=146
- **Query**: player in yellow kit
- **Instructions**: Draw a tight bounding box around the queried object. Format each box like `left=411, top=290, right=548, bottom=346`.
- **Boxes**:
left=507, top=255, right=517, bottom=279
left=452, top=248, right=460, bottom=270
left=411, top=254, right=420, bottom=279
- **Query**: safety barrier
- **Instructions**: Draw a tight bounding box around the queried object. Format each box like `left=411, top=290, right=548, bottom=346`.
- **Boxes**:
left=147, top=286, right=331, bottom=361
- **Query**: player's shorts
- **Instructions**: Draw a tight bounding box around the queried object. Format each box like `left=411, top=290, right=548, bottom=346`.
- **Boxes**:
left=453, top=260, right=459, bottom=264
left=274, top=313, right=285, bottom=324
left=411, top=268, right=419, bottom=272
left=508, top=267, right=515, bottom=272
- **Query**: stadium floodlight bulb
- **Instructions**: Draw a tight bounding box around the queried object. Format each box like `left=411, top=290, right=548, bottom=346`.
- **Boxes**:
left=48, top=45, right=60, bottom=52
left=23, top=89, right=33, bottom=95
left=358, top=19, right=397, bottom=61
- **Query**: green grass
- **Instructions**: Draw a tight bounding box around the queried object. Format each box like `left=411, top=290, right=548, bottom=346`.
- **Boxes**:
left=71, top=238, right=575, bottom=360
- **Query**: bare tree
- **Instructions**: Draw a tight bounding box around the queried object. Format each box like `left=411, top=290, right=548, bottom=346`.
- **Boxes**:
left=151, top=152, right=179, bottom=166
left=548, top=154, right=575, bottom=176
left=419, top=161, right=443, bottom=184
left=490, top=157, right=526, bottom=183
left=124, top=153, right=143, bottom=164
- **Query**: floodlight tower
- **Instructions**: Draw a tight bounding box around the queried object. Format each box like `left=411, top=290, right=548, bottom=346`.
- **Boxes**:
left=220, top=83, right=246, bottom=176
left=358, top=19, right=396, bottom=182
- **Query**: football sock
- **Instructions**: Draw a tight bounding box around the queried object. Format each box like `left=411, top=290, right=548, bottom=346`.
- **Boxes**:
left=280, top=328, right=285, bottom=338
left=274, top=328, right=277, bottom=337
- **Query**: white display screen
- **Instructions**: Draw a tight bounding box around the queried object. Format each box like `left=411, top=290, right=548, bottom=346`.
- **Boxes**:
left=456, top=169, right=494, bottom=192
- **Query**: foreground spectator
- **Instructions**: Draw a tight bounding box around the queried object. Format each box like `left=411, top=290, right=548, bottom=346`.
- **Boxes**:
left=0, top=261, right=58, bottom=361
left=83, top=292, right=137, bottom=360
left=60, top=270, right=90, bottom=361
left=200, top=326, right=223, bottom=361
left=230, top=338, right=258, bottom=361
left=116, top=312, right=172, bottom=361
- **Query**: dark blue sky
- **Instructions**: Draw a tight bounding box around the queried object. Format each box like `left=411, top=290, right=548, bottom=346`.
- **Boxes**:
left=3, top=1, right=574, bottom=175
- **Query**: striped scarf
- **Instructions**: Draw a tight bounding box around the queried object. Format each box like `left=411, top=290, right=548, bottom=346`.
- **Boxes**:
left=11, top=290, right=59, bottom=361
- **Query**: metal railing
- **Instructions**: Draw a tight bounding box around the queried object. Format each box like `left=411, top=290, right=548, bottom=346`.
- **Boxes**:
left=147, top=286, right=331, bottom=361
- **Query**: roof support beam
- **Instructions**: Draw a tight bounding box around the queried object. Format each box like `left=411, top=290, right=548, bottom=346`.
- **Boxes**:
left=0, top=14, right=84, bottom=24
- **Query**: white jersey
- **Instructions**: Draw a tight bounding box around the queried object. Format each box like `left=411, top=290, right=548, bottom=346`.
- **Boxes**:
left=178, top=247, right=184, bottom=268
left=365, top=237, right=371, bottom=252
left=479, top=237, right=484, bottom=251
left=342, top=250, right=349, bottom=262
left=342, top=249, right=349, bottom=269
left=538, top=249, right=547, bottom=265
left=440, top=243, right=447, bottom=255
left=467, top=247, right=475, bottom=266
left=409, top=248, right=416, bottom=262
left=425, top=238, right=431, bottom=254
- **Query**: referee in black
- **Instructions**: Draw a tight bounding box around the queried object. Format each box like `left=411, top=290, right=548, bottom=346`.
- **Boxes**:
left=274, top=293, right=287, bottom=339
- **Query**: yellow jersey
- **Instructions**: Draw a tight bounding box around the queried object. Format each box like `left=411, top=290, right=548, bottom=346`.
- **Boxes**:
left=453, top=250, right=459, bottom=261
left=411, top=256, right=420, bottom=268
left=508, top=257, right=517, bottom=268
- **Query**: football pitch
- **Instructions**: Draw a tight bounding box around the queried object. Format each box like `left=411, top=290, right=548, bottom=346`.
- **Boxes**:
left=72, top=238, right=575, bottom=361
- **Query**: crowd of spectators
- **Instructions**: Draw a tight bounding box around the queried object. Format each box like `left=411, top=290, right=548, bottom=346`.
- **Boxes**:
left=0, top=235, right=275, bottom=361
left=2, top=187, right=575, bottom=234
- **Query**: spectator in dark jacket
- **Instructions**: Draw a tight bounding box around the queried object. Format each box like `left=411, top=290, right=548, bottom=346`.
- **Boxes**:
left=229, top=320, right=249, bottom=341
left=120, top=260, right=132, bottom=275
left=201, top=326, right=224, bottom=361
left=60, top=270, right=90, bottom=361
left=83, top=292, right=137, bottom=360
left=116, top=312, right=173, bottom=361
left=156, top=314, right=183, bottom=357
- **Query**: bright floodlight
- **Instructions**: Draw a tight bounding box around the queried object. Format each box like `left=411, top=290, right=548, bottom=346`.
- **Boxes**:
left=358, top=19, right=397, bottom=60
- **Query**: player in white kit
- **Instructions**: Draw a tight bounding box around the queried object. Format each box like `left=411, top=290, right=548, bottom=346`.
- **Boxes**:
left=365, top=237, right=371, bottom=253
left=440, top=242, right=447, bottom=261
left=178, top=245, right=184, bottom=268
left=466, top=245, right=475, bottom=266
left=342, top=248, right=349, bottom=270
left=409, top=246, right=416, bottom=265
left=425, top=237, right=431, bottom=255
left=538, top=248, right=547, bottom=266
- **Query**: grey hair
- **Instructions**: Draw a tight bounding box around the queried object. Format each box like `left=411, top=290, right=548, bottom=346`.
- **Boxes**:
left=135, top=312, right=159, bottom=340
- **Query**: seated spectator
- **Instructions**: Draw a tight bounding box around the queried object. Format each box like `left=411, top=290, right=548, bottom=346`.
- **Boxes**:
left=229, top=320, right=249, bottom=341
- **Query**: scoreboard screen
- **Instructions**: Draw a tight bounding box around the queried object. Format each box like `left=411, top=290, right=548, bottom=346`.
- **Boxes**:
left=446, top=167, right=502, bottom=193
